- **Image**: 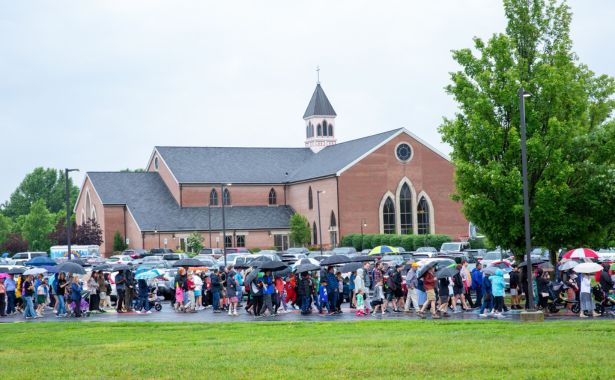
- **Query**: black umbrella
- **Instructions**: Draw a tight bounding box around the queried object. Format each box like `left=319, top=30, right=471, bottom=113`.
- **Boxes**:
left=8, top=267, right=25, bottom=274
left=93, top=264, right=113, bottom=271
left=416, top=261, right=438, bottom=278
left=351, top=255, right=376, bottom=262
left=173, top=258, right=205, bottom=267
left=112, top=264, right=132, bottom=271
left=245, top=269, right=260, bottom=285
left=539, top=262, right=555, bottom=272
left=273, top=267, right=292, bottom=278
left=295, top=263, right=321, bottom=273
left=66, top=258, right=89, bottom=267
left=25, top=256, right=57, bottom=267
left=0, top=267, right=10, bottom=273
left=518, top=260, right=543, bottom=267
left=436, top=266, right=459, bottom=279
left=340, top=262, right=363, bottom=273
left=258, top=261, right=288, bottom=272
left=319, top=255, right=351, bottom=266
left=56, top=262, right=86, bottom=275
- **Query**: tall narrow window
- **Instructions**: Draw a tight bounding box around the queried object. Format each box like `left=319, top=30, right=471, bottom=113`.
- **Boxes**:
left=236, top=235, right=245, bottom=247
left=329, top=211, right=337, bottom=248
left=328, top=125, right=333, bottom=136
left=323, top=120, right=328, bottom=136
left=317, top=124, right=322, bottom=136
left=399, top=183, right=412, bottom=234
left=224, top=235, right=233, bottom=248
left=312, top=222, right=318, bottom=245
left=417, top=196, right=431, bottom=234
left=308, top=186, right=313, bottom=210
left=223, top=188, right=231, bottom=205
left=268, top=188, right=277, bottom=205
left=383, top=197, right=396, bottom=234
left=330, top=211, right=336, bottom=227
left=209, top=189, right=218, bottom=206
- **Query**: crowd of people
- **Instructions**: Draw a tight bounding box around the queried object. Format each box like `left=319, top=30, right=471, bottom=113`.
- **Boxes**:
left=1, top=257, right=613, bottom=321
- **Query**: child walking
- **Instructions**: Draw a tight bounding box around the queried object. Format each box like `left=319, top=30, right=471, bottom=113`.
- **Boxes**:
left=355, top=289, right=367, bottom=316
left=370, top=281, right=384, bottom=315
left=319, top=280, right=329, bottom=314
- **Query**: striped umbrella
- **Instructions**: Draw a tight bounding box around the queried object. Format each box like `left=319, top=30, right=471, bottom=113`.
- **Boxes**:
left=562, top=248, right=598, bottom=260
left=368, top=246, right=400, bottom=256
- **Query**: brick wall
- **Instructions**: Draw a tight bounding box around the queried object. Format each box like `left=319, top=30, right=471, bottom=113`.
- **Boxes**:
left=182, top=185, right=285, bottom=207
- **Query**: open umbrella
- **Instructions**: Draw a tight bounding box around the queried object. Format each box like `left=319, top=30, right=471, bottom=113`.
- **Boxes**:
left=135, top=269, right=163, bottom=280
left=559, top=260, right=579, bottom=271
left=563, top=248, right=598, bottom=260
left=416, top=261, right=438, bottom=278
left=436, top=266, right=459, bottom=279
left=56, top=262, right=86, bottom=275
left=173, top=258, right=205, bottom=267
left=0, top=273, right=10, bottom=279
left=340, top=262, right=363, bottom=273
left=25, top=256, right=56, bottom=267
left=24, top=267, right=48, bottom=276
left=295, top=263, right=321, bottom=273
left=66, top=258, right=88, bottom=266
left=112, top=264, right=132, bottom=271
left=517, top=260, right=544, bottom=267
left=482, top=266, right=498, bottom=275
left=8, top=267, right=25, bottom=274
left=93, top=264, right=113, bottom=271
left=319, top=255, right=351, bottom=266
left=368, top=246, right=399, bottom=256
left=273, top=267, right=292, bottom=278
left=258, top=261, right=288, bottom=272
left=610, top=263, right=615, bottom=271
left=244, top=269, right=263, bottom=285
left=573, top=262, right=602, bottom=274
left=351, top=255, right=376, bottom=262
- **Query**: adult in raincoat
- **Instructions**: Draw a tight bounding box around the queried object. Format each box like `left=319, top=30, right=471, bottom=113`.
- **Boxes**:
left=491, top=269, right=506, bottom=317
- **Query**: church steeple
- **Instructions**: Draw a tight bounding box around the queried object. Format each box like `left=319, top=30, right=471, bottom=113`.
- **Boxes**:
left=304, top=82, right=337, bottom=152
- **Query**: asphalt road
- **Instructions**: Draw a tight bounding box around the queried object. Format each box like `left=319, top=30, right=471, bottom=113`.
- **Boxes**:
left=2, top=302, right=613, bottom=323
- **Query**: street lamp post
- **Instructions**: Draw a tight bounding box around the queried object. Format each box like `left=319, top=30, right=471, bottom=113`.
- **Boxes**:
left=316, top=190, right=325, bottom=254
left=221, top=183, right=232, bottom=267
left=208, top=204, right=212, bottom=248
left=360, top=219, right=367, bottom=237
left=64, top=168, right=79, bottom=259
left=519, top=87, right=535, bottom=311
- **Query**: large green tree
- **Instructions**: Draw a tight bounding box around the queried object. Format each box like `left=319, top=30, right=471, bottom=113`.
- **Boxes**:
left=21, top=199, right=54, bottom=252
left=186, top=232, right=204, bottom=253
left=0, top=214, right=12, bottom=248
left=289, top=213, right=311, bottom=247
left=1, top=167, right=80, bottom=218
left=439, top=0, right=615, bottom=259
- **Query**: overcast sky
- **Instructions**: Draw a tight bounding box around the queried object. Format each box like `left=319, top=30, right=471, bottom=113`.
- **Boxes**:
left=1, top=0, right=613, bottom=203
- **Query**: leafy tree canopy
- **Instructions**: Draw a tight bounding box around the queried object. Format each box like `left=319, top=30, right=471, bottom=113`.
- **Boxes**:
left=21, top=199, right=54, bottom=252
left=1, top=167, right=80, bottom=218
left=289, top=213, right=311, bottom=247
left=186, top=232, right=204, bottom=253
left=439, top=0, right=615, bottom=257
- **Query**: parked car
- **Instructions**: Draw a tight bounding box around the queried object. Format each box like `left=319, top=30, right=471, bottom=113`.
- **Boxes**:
left=224, top=247, right=251, bottom=254
left=192, top=255, right=219, bottom=268
left=439, top=242, right=470, bottom=255
left=137, top=260, right=172, bottom=271
left=150, top=248, right=174, bottom=256
left=122, top=249, right=148, bottom=259
left=480, top=250, right=513, bottom=267
left=11, top=252, right=47, bottom=265
left=216, top=253, right=247, bottom=267
left=106, top=255, right=135, bottom=265
left=162, top=253, right=188, bottom=265
left=415, top=247, right=438, bottom=257
left=198, top=248, right=224, bottom=259
left=332, top=247, right=357, bottom=256
left=465, top=249, right=486, bottom=263
left=381, top=255, right=405, bottom=268
left=530, top=247, right=549, bottom=262
left=285, top=247, right=309, bottom=255
left=281, top=253, right=307, bottom=264
left=394, top=247, right=406, bottom=253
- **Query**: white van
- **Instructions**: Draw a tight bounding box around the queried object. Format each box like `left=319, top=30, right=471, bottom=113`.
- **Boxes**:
left=11, top=252, right=48, bottom=265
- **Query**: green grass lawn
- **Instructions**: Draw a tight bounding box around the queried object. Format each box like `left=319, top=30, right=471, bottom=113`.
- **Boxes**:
left=1, top=321, right=614, bottom=379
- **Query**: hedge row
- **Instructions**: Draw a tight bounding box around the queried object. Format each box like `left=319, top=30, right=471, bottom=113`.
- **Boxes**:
left=341, top=233, right=452, bottom=252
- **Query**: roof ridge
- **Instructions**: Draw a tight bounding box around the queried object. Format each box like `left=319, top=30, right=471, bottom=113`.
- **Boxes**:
left=156, top=146, right=312, bottom=150
left=317, top=128, right=403, bottom=150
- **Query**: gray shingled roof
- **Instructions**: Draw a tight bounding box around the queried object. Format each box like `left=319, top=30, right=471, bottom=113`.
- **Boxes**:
left=155, top=128, right=402, bottom=184
left=303, top=84, right=337, bottom=118
left=87, top=172, right=294, bottom=231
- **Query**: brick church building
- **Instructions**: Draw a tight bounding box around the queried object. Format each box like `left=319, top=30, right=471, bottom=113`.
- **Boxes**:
left=75, top=83, right=468, bottom=255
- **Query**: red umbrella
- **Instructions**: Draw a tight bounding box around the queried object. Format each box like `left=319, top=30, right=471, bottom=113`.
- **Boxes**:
left=562, top=248, right=598, bottom=260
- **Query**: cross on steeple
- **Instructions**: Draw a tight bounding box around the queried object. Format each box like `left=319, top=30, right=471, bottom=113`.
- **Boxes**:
left=316, top=65, right=320, bottom=84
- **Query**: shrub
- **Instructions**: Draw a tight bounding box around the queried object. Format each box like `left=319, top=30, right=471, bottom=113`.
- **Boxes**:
left=341, top=234, right=354, bottom=247
left=371, top=234, right=382, bottom=247
left=362, top=234, right=373, bottom=250
left=351, top=235, right=363, bottom=251
left=401, top=235, right=415, bottom=251
left=389, top=235, right=401, bottom=247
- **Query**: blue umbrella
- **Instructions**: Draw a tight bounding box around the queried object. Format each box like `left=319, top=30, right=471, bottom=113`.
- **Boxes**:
left=135, top=269, right=163, bottom=280
left=25, top=256, right=57, bottom=267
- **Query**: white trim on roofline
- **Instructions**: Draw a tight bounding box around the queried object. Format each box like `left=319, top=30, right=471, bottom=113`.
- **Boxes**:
left=335, top=128, right=451, bottom=177
left=73, top=174, right=105, bottom=215
left=125, top=205, right=142, bottom=234
left=145, top=148, right=180, bottom=185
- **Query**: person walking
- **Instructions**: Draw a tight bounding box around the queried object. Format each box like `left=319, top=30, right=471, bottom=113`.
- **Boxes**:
left=71, top=275, right=83, bottom=317
left=56, top=272, right=68, bottom=317
left=23, top=275, right=37, bottom=319
left=36, top=278, right=49, bottom=317
left=437, top=275, right=451, bottom=317
left=226, top=266, right=239, bottom=316
left=461, top=260, right=474, bottom=309
left=193, top=271, right=204, bottom=311
left=418, top=267, right=439, bottom=319
left=0, top=278, right=6, bottom=317
left=491, top=269, right=506, bottom=318
left=298, top=272, right=312, bottom=315
left=210, top=268, right=222, bottom=313
left=96, top=271, right=107, bottom=311
left=137, top=278, right=152, bottom=314
left=451, top=265, right=465, bottom=312
left=88, top=272, right=100, bottom=313
left=5, top=274, right=16, bottom=315
left=326, top=266, right=339, bottom=314
left=509, top=265, right=521, bottom=309
left=349, top=271, right=357, bottom=309
left=115, top=270, right=126, bottom=313
left=471, top=262, right=483, bottom=308
left=318, top=279, right=329, bottom=314
left=404, top=262, right=419, bottom=313
left=479, top=273, right=493, bottom=318
left=260, top=270, right=275, bottom=316
left=370, top=280, right=385, bottom=315
left=285, top=273, right=297, bottom=310
left=579, top=273, right=598, bottom=318
left=536, top=268, right=550, bottom=313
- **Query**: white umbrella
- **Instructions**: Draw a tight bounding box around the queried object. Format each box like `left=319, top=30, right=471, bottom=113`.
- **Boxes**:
left=573, top=262, right=602, bottom=274
left=24, top=267, right=48, bottom=276
left=558, top=260, right=579, bottom=271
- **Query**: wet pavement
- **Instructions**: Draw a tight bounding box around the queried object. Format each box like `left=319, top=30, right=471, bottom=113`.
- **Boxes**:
left=2, top=302, right=614, bottom=323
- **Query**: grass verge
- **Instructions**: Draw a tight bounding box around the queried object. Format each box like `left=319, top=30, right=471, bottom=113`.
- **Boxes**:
left=1, top=321, right=614, bottom=379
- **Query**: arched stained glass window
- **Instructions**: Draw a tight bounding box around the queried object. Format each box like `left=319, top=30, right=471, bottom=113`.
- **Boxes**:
left=399, top=183, right=412, bottom=234
left=417, top=196, right=431, bottom=234
left=383, top=197, right=396, bottom=234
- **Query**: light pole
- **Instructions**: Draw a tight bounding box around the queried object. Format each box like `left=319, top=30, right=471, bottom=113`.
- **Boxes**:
left=519, top=87, right=535, bottom=311
left=64, top=168, right=79, bottom=259
left=316, top=190, right=325, bottom=254
left=221, top=183, right=232, bottom=267
left=207, top=204, right=212, bottom=248
left=360, top=219, right=367, bottom=236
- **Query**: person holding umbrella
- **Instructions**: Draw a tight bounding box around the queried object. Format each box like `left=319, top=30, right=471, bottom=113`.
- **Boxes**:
left=260, top=270, right=276, bottom=317
left=404, top=262, right=418, bottom=313
left=418, top=266, right=439, bottom=319
left=325, top=266, right=339, bottom=314
left=298, top=271, right=312, bottom=315
left=579, top=273, right=599, bottom=318
left=491, top=269, right=506, bottom=318
left=5, top=274, right=16, bottom=315
left=226, top=266, right=239, bottom=316
left=70, top=274, right=83, bottom=317
left=437, top=274, right=450, bottom=317
left=56, top=272, right=68, bottom=317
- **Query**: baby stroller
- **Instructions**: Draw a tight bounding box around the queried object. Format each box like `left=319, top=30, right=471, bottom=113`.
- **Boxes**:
left=591, top=284, right=615, bottom=315
left=70, top=290, right=91, bottom=317
left=133, top=292, right=163, bottom=312
left=546, top=281, right=580, bottom=314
